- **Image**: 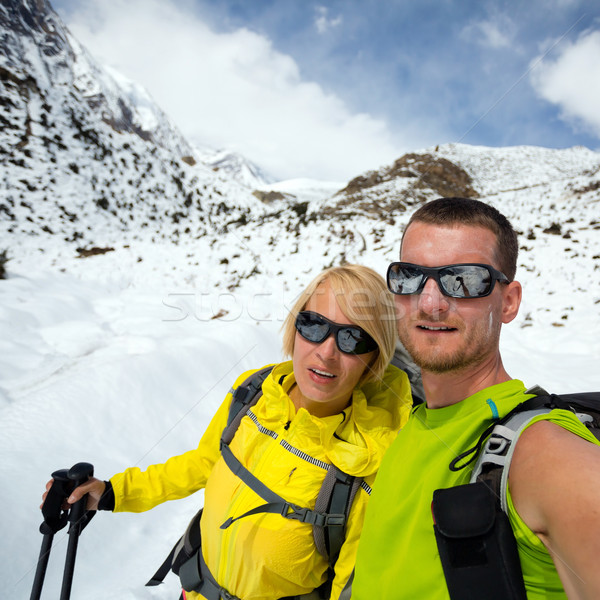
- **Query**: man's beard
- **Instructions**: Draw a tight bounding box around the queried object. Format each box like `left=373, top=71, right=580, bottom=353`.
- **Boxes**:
left=398, top=318, right=499, bottom=375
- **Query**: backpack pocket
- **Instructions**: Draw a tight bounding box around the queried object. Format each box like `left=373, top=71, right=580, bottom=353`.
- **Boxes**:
left=432, top=482, right=527, bottom=600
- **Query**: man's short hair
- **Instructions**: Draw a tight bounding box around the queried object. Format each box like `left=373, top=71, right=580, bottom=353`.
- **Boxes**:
left=402, top=197, right=519, bottom=280
left=281, top=264, right=397, bottom=383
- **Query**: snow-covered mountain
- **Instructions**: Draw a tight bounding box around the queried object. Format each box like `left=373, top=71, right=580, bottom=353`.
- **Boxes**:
left=194, top=146, right=275, bottom=188
left=2, top=0, right=600, bottom=328
left=0, top=0, right=275, bottom=258
left=0, top=0, right=193, bottom=158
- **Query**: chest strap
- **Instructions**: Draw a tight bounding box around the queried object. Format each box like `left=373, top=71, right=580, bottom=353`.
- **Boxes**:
left=219, top=441, right=346, bottom=530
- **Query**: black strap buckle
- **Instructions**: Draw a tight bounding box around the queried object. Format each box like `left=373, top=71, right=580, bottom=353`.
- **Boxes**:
left=281, top=502, right=309, bottom=521
left=322, top=514, right=345, bottom=527
left=281, top=503, right=345, bottom=527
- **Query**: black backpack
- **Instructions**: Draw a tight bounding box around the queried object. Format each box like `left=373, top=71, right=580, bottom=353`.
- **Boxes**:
left=431, top=387, right=600, bottom=600
left=147, top=366, right=363, bottom=600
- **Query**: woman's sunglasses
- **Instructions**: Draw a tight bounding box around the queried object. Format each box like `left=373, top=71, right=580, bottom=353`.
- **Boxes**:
left=387, top=262, right=510, bottom=299
left=294, top=311, right=378, bottom=355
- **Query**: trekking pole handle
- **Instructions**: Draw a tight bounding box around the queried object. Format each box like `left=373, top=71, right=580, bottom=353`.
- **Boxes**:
left=68, top=462, right=94, bottom=489
left=59, top=463, right=95, bottom=600
left=31, top=464, right=94, bottom=600
left=40, top=469, right=73, bottom=535
left=67, top=463, right=94, bottom=527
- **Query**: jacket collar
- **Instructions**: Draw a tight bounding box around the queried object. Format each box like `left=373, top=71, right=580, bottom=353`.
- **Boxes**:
left=257, top=361, right=411, bottom=477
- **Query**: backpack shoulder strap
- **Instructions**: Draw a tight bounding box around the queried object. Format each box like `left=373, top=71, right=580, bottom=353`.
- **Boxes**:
left=434, top=387, right=600, bottom=600
left=218, top=365, right=362, bottom=565
left=469, top=386, right=592, bottom=511
left=222, top=365, right=274, bottom=444
left=145, top=508, right=203, bottom=587
left=470, top=404, right=551, bottom=512
left=146, top=367, right=273, bottom=589
left=478, top=388, right=600, bottom=511
left=313, top=466, right=362, bottom=565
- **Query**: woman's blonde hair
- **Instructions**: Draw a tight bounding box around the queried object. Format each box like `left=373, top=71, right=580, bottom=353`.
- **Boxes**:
left=282, top=264, right=397, bottom=383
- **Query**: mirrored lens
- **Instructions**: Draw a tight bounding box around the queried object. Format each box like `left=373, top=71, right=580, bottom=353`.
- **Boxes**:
left=295, top=312, right=377, bottom=355
left=296, top=313, right=330, bottom=343
left=388, top=263, right=505, bottom=298
left=388, top=264, right=423, bottom=294
left=439, top=265, right=492, bottom=298
left=337, top=327, right=365, bottom=353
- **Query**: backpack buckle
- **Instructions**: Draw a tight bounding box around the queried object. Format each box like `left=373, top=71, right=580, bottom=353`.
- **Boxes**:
left=281, top=503, right=311, bottom=522
left=282, top=503, right=322, bottom=525
left=323, top=514, right=345, bottom=527
left=281, top=503, right=345, bottom=527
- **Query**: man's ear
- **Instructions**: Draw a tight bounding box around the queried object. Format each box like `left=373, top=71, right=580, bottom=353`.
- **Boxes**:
left=501, top=281, right=522, bottom=324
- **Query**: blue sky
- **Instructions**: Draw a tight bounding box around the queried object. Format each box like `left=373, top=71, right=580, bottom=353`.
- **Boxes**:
left=52, top=0, right=600, bottom=180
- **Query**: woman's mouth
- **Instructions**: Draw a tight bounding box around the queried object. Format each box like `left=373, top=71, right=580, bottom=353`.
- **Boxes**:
left=309, top=367, right=336, bottom=380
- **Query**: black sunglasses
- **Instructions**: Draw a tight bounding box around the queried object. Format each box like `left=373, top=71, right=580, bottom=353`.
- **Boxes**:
left=294, top=311, right=378, bottom=355
left=387, top=262, right=510, bottom=299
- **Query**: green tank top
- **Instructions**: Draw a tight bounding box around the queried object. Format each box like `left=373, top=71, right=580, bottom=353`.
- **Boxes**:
left=352, top=380, right=598, bottom=599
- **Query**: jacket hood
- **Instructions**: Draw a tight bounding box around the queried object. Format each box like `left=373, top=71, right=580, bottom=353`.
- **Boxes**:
left=261, top=362, right=412, bottom=477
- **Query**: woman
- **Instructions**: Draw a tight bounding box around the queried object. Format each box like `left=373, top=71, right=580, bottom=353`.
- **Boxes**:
left=42, top=264, right=412, bottom=599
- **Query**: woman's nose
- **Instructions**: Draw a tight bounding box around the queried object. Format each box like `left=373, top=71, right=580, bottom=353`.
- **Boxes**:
left=316, top=334, right=338, bottom=360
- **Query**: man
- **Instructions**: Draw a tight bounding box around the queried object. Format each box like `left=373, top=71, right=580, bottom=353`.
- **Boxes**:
left=352, top=197, right=600, bottom=599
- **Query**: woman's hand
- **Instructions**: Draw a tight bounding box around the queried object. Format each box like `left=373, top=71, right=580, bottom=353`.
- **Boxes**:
left=41, top=477, right=106, bottom=511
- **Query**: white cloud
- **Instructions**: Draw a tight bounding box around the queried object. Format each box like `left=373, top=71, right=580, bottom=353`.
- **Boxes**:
left=314, top=6, right=343, bottom=35
left=530, top=29, right=600, bottom=137
left=461, top=18, right=513, bottom=49
left=59, top=0, right=395, bottom=181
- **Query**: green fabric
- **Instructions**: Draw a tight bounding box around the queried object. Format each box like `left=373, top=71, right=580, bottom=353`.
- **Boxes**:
left=505, top=409, right=600, bottom=597
left=352, top=380, right=598, bottom=599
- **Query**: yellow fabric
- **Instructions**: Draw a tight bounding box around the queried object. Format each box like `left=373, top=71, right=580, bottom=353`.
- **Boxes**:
left=110, top=361, right=412, bottom=600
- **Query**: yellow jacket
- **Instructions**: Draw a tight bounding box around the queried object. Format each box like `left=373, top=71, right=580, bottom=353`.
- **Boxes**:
left=110, top=361, right=412, bottom=600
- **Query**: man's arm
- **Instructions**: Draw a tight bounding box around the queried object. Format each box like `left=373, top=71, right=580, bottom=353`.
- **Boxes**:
left=509, top=420, right=600, bottom=599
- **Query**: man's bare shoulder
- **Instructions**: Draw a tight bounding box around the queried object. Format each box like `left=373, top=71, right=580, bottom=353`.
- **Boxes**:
left=509, top=419, right=600, bottom=599
left=510, top=419, right=600, bottom=499
left=513, top=418, right=600, bottom=464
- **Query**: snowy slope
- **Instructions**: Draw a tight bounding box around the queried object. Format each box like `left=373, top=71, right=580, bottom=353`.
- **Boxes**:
left=1, top=227, right=599, bottom=599
left=0, top=268, right=283, bottom=599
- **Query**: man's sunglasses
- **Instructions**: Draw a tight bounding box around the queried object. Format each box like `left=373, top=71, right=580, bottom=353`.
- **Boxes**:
left=387, top=262, right=510, bottom=299
left=294, top=311, right=378, bottom=355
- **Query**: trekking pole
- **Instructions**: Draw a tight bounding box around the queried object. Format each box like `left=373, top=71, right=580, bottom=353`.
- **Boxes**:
left=30, top=462, right=95, bottom=600
left=59, top=462, right=95, bottom=600
left=30, top=469, right=71, bottom=600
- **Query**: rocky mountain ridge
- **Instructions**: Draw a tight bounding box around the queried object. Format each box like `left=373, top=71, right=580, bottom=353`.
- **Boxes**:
left=0, top=0, right=276, bottom=252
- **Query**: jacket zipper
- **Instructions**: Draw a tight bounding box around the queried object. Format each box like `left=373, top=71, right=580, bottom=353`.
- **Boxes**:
left=216, top=418, right=284, bottom=586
